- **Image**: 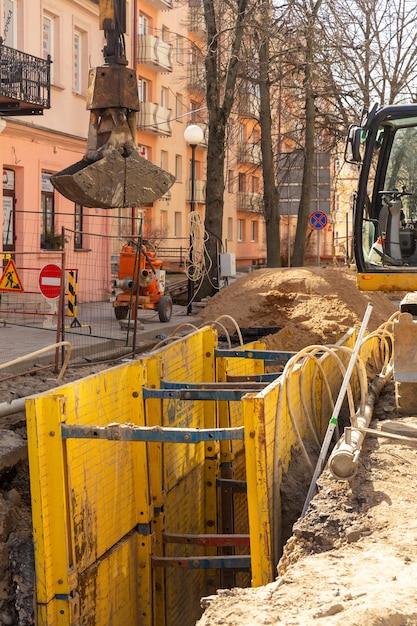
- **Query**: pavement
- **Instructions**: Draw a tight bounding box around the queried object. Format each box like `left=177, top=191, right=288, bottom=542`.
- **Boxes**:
left=0, top=304, right=204, bottom=373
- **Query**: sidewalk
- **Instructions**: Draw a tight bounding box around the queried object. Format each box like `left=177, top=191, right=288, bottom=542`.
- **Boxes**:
left=0, top=304, right=203, bottom=372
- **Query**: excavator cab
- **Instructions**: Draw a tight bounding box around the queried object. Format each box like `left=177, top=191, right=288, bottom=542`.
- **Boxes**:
left=346, top=103, right=417, bottom=414
left=347, top=104, right=417, bottom=291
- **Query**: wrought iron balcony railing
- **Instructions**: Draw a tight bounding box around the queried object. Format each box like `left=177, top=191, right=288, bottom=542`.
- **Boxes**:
left=0, top=38, right=51, bottom=116
left=237, top=192, right=263, bottom=213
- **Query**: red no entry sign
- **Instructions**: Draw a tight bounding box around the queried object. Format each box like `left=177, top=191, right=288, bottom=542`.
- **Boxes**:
left=38, top=263, right=62, bottom=299
left=309, top=211, right=328, bottom=230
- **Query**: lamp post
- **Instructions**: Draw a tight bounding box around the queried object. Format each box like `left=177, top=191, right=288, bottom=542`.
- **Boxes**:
left=184, top=124, right=204, bottom=315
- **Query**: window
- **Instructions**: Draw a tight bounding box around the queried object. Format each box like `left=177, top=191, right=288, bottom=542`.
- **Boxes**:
left=161, top=26, right=169, bottom=42
left=138, top=145, right=149, bottom=159
left=190, top=44, right=198, bottom=65
left=251, top=176, right=259, bottom=193
left=238, top=219, right=245, bottom=242
left=174, top=211, right=182, bottom=237
left=190, top=100, right=199, bottom=123
left=239, top=124, right=245, bottom=143
left=238, top=173, right=246, bottom=192
left=40, top=173, right=56, bottom=249
left=176, top=36, right=183, bottom=64
left=3, top=0, right=16, bottom=47
left=160, top=150, right=168, bottom=171
left=138, top=13, right=149, bottom=35
left=227, top=217, right=233, bottom=242
left=74, top=204, right=83, bottom=249
left=175, top=154, right=182, bottom=182
left=73, top=30, right=87, bottom=93
left=160, top=210, right=168, bottom=236
left=161, top=87, right=168, bottom=108
left=227, top=170, right=234, bottom=193
left=175, top=93, right=183, bottom=120
left=131, top=208, right=143, bottom=236
left=2, top=168, right=15, bottom=251
left=251, top=220, right=258, bottom=242
left=138, top=78, right=149, bottom=102
left=43, top=14, right=54, bottom=81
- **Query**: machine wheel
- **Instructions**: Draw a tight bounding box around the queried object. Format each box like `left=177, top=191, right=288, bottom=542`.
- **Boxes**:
left=158, top=295, right=173, bottom=322
left=114, top=306, right=129, bottom=321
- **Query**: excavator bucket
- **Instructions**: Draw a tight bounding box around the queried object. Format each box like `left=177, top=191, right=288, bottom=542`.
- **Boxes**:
left=51, top=148, right=175, bottom=209
left=51, top=62, right=176, bottom=208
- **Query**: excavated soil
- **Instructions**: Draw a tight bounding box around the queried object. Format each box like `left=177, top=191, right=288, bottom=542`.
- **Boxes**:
left=198, top=265, right=398, bottom=350
left=0, top=265, right=414, bottom=625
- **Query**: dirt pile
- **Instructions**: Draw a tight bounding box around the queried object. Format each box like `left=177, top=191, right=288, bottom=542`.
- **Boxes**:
left=199, top=266, right=398, bottom=351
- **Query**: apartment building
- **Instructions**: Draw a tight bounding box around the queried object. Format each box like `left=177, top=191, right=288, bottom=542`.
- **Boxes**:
left=133, top=0, right=266, bottom=268
left=0, top=0, right=110, bottom=301
left=1, top=0, right=267, bottom=307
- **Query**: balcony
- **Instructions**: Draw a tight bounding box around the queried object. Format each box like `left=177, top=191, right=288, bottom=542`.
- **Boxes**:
left=186, top=179, right=206, bottom=204
left=142, top=0, right=173, bottom=10
left=137, top=102, right=172, bottom=136
left=236, top=91, right=260, bottom=117
left=0, top=39, right=51, bottom=115
left=238, top=142, right=262, bottom=165
left=237, top=192, right=263, bottom=213
left=138, top=35, right=172, bottom=73
left=188, top=0, right=206, bottom=37
left=187, top=64, right=205, bottom=93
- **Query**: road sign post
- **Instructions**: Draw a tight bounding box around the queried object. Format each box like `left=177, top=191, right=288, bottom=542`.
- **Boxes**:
left=308, top=211, right=328, bottom=266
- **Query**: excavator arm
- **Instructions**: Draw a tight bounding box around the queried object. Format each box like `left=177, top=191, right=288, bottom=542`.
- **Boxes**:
left=51, top=0, right=175, bottom=208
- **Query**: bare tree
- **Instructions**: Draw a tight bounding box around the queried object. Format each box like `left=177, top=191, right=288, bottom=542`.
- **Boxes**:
left=277, top=0, right=325, bottom=267
left=274, top=0, right=417, bottom=266
left=198, top=0, right=252, bottom=298
left=323, top=0, right=417, bottom=113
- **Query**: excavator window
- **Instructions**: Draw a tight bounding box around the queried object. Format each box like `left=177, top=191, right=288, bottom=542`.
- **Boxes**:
left=356, top=121, right=417, bottom=271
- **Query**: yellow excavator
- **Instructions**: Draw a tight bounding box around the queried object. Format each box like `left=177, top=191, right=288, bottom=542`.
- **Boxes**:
left=345, top=103, right=417, bottom=414
left=51, top=0, right=175, bottom=208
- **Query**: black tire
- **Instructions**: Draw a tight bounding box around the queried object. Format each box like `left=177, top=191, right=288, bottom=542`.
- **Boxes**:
left=158, top=295, right=173, bottom=322
left=114, top=306, right=129, bottom=321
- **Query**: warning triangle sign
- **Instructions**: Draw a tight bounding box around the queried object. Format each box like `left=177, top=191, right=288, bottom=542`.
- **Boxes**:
left=0, top=259, right=24, bottom=293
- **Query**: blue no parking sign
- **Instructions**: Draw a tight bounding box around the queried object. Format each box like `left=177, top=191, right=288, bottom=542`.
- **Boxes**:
left=309, top=211, right=328, bottom=230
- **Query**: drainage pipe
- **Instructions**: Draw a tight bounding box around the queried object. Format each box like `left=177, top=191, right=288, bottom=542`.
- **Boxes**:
left=0, top=342, right=72, bottom=419
left=0, top=397, right=26, bottom=419
left=328, top=364, right=393, bottom=480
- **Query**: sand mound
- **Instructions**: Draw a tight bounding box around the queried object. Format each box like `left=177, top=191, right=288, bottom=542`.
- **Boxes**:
left=199, top=266, right=399, bottom=351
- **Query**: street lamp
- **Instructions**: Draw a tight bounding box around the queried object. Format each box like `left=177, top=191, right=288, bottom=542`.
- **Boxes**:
left=184, top=124, right=204, bottom=315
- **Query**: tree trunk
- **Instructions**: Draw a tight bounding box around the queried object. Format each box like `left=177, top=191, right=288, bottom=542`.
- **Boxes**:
left=292, top=79, right=315, bottom=267
left=197, top=0, right=249, bottom=300
left=292, top=0, right=322, bottom=267
left=259, top=24, right=281, bottom=268
left=204, top=113, right=227, bottom=292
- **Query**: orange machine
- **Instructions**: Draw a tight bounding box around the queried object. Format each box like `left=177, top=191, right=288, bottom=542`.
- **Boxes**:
left=113, top=241, right=173, bottom=322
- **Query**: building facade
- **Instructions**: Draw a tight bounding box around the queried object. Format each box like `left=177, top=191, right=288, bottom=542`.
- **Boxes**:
left=1, top=0, right=270, bottom=306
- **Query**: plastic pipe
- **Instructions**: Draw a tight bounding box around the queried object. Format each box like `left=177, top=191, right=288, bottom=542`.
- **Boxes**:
left=301, top=302, right=374, bottom=516
left=328, top=365, right=392, bottom=480
left=0, top=341, right=72, bottom=384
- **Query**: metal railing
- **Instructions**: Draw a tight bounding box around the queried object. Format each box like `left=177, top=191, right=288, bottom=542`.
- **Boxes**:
left=0, top=38, right=51, bottom=114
